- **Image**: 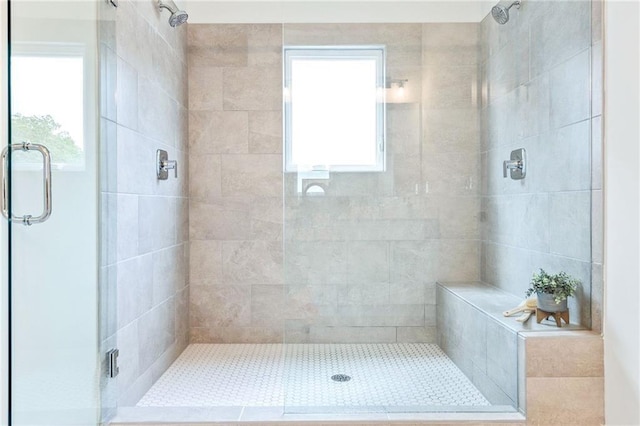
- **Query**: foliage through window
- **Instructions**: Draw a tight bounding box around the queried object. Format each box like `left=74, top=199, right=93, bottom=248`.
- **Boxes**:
left=11, top=54, right=85, bottom=168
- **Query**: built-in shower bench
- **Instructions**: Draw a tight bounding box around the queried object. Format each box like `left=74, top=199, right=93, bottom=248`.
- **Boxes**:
left=437, top=282, right=585, bottom=334
left=436, top=282, right=602, bottom=424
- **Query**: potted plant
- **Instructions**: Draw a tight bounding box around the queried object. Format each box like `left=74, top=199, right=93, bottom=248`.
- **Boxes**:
left=525, top=269, right=579, bottom=312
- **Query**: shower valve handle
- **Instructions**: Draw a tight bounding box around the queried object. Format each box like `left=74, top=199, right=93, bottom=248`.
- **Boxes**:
left=503, top=159, right=522, bottom=177
left=503, top=148, right=527, bottom=180
left=162, top=159, right=178, bottom=178
left=156, top=149, right=177, bottom=180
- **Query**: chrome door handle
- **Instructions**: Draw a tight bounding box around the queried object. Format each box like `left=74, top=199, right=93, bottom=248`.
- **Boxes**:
left=1, top=142, right=53, bottom=226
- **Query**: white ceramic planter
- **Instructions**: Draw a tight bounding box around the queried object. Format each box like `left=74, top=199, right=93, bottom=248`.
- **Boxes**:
left=537, top=293, right=568, bottom=312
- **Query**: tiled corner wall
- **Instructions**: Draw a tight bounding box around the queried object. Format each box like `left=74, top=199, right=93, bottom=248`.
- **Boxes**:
left=100, top=0, right=190, bottom=410
left=188, top=23, right=481, bottom=343
left=479, top=0, right=603, bottom=329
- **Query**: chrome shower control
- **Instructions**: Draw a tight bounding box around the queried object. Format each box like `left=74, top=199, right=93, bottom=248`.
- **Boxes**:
left=157, top=149, right=178, bottom=180
left=503, top=148, right=526, bottom=180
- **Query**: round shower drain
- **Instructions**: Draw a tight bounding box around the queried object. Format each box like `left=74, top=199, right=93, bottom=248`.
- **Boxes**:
left=331, top=374, right=351, bottom=382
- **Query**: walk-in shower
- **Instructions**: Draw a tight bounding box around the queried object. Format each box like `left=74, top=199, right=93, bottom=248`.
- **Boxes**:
left=110, top=0, right=600, bottom=420
left=1, top=0, right=603, bottom=423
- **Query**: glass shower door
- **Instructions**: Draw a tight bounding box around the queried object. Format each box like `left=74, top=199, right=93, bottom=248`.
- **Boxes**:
left=3, top=1, right=100, bottom=424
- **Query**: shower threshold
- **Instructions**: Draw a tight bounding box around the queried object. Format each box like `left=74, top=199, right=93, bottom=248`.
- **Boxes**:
left=110, top=405, right=524, bottom=424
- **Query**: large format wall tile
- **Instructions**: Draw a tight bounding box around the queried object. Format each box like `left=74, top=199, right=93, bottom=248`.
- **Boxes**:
left=138, top=196, right=177, bottom=254
left=390, top=240, right=439, bottom=284
left=116, top=57, right=138, bottom=130
left=116, top=255, right=153, bottom=329
left=189, top=22, right=480, bottom=343
left=220, top=154, right=282, bottom=197
left=526, top=333, right=603, bottom=378
left=188, top=66, right=223, bottom=111
left=422, top=65, right=479, bottom=110
left=549, top=191, right=592, bottom=261
left=222, top=240, right=283, bottom=285
left=223, top=67, right=282, bottom=111
left=251, top=285, right=285, bottom=326
left=249, top=111, right=283, bottom=154
left=189, top=154, right=222, bottom=201
left=138, top=76, right=178, bottom=147
left=189, top=111, right=248, bottom=154
left=190, top=285, right=252, bottom=328
left=284, top=241, right=348, bottom=285
left=137, top=299, right=176, bottom=374
left=529, top=0, right=591, bottom=77
left=549, top=49, right=591, bottom=129
left=527, top=377, right=604, bottom=425
left=103, top=0, right=190, bottom=408
left=480, top=1, right=600, bottom=329
left=188, top=24, right=249, bottom=67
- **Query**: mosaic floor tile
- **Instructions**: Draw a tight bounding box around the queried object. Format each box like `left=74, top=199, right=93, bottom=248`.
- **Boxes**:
left=137, top=344, right=490, bottom=409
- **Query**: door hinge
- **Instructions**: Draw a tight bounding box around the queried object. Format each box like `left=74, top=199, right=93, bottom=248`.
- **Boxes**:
left=107, top=348, right=120, bottom=378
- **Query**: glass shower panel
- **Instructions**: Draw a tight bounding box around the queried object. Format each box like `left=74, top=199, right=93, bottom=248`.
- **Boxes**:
left=282, top=22, right=433, bottom=414
left=97, top=0, right=118, bottom=421
left=6, top=1, right=101, bottom=424
left=1, top=2, right=8, bottom=422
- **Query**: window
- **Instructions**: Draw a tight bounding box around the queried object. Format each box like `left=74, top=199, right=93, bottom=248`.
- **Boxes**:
left=284, top=46, right=386, bottom=172
left=11, top=44, right=87, bottom=170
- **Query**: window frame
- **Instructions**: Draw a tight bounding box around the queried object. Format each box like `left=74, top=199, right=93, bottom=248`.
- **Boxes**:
left=283, top=45, right=386, bottom=173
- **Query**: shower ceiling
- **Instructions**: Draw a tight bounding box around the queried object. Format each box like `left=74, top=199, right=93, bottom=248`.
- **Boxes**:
left=185, top=0, right=491, bottom=24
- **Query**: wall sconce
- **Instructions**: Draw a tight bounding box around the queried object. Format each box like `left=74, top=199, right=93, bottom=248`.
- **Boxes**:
left=386, top=78, right=409, bottom=95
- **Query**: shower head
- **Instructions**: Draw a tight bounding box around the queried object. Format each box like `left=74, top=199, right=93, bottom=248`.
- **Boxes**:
left=491, top=0, right=521, bottom=25
left=158, top=0, right=188, bottom=27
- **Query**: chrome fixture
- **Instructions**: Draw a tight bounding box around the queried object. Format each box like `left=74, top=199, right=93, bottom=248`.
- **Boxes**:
left=503, top=148, right=526, bottom=180
left=491, top=0, right=521, bottom=25
left=107, top=348, right=120, bottom=378
left=1, top=142, right=52, bottom=225
left=158, top=0, right=188, bottom=27
left=331, top=374, right=352, bottom=382
left=386, top=78, right=409, bottom=89
left=157, top=149, right=177, bottom=180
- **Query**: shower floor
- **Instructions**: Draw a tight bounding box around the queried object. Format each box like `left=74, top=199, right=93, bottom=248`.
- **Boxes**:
left=136, top=343, right=492, bottom=412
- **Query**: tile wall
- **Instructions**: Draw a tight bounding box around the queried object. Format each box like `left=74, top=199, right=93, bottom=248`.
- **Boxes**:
left=187, top=24, right=284, bottom=343
left=479, top=0, right=601, bottom=329
left=524, top=331, right=604, bottom=424
left=187, top=0, right=602, bottom=341
left=437, top=284, right=519, bottom=407
left=100, top=0, right=190, bottom=410
left=188, top=23, right=481, bottom=343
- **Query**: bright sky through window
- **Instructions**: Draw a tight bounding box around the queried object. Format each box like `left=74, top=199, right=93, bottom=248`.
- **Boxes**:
left=12, top=56, right=84, bottom=149
left=285, top=47, right=385, bottom=172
